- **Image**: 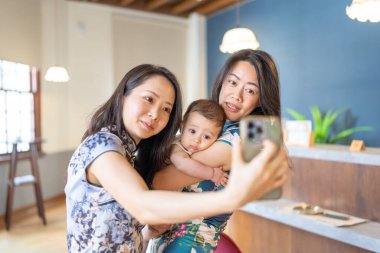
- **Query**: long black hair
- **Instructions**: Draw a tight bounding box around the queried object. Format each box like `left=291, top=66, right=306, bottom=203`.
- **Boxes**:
left=83, top=64, right=183, bottom=185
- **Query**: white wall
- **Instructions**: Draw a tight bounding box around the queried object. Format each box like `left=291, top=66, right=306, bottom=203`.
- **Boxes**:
left=41, top=0, right=70, bottom=153
left=63, top=1, right=203, bottom=150
left=66, top=2, right=115, bottom=149
left=113, top=11, right=187, bottom=92
left=0, top=0, right=41, bottom=66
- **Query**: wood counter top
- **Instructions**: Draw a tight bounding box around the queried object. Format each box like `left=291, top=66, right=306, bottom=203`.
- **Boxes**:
left=240, top=199, right=380, bottom=252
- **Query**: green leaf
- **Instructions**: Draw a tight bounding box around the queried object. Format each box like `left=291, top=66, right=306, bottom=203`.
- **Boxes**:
left=286, top=108, right=306, bottom=120
left=324, top=108, right=345, bottom=131
left=321, top=110, right=333, bottom=132
left=319, top=110, right=332, bottom=142
left=330, top=127, right=373, bottom=143
left=321, top=109, right=344, bottom=140
left=310, top=106, right=323, bottom=140
left=310, top=106, right=322, bottom=129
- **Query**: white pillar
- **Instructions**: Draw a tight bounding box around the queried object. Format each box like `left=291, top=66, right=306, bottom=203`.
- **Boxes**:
left=185, top=13, right=207, bottom=108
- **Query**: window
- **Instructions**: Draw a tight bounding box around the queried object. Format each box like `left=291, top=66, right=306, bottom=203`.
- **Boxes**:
left=0, top=60, right=41, bottom=157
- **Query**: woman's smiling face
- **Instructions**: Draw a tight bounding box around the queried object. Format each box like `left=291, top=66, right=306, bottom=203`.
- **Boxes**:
left=122, top=75, right=175, bottom=144
left=218, top=61, right=260, bottom=121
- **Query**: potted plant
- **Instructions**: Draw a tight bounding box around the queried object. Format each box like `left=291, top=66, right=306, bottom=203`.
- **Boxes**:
left=287, top=106, right=372, bottom=144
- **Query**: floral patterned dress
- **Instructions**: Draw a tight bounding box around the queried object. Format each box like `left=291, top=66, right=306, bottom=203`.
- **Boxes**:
left=148, top=121, right=240, bottom=253
left=65, top=127, right=144, bottom=253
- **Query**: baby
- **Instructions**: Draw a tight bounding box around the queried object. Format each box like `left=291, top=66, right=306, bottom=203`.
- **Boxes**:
left=170, top=99, right=228, bottom=186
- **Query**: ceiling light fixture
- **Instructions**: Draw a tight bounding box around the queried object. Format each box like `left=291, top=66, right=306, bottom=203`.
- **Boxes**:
left=44, top=0, right=70, bottom=83
left=219, top=0, right=260, bottom=54
left=346, top=0, right=380, bottom=23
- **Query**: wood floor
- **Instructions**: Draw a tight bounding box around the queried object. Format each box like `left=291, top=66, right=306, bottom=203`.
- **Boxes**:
left=0, top=195, right=67, bottom=253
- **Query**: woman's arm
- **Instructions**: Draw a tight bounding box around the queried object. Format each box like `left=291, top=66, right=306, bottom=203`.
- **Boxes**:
left=90, top=151, right=232, bottom=225
left=90, top=140, right=288, bottom=225
left=152, top=141, right=232, bottom=190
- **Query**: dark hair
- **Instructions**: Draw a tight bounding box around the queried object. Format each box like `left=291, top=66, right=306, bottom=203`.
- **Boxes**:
left=83, top=64, right=183, bottom=185
left=211, top=49, right=281, bottom=117
left=182, top=99, right=226, bottom=132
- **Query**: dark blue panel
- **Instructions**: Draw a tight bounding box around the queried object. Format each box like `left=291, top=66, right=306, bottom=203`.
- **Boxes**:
left=207, top=0, right=380, bottom=147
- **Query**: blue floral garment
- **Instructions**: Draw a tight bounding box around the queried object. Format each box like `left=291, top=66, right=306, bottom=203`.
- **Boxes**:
left=65, top=127, right=144, bottom=253
left=149, top=121, right=239, bottom=253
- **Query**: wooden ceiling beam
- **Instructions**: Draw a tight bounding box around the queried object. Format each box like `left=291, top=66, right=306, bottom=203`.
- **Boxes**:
left=195, top=0, right=241, bottom=16
left=120, top=0, right=137, bottom=7
left=170, top=0, right=205, bottom=15
left=146, top=0, right=176, bottom=11
left=68, top=0, right=239, bottom=17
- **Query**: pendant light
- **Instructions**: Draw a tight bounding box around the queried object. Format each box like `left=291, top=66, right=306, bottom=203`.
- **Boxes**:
left=219, top=0, right=260, bottom=54
left=346, top=0, right=380, bottom=23
left=44, top=0, right=70, bottom=82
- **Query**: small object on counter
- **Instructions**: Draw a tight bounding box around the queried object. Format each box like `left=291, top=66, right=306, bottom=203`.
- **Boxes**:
left=350, top=140, right=366, bottom=152
left=283, top=120, right=313, bottom=147
left=293, top=204, right=350, bottom=220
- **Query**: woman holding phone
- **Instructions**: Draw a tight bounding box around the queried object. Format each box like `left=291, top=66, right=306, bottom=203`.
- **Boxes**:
left=149, top=49, right=285, bottom=253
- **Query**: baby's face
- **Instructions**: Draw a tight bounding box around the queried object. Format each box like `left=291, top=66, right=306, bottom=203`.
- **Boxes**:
left=181, top=112, right=222, bottom=153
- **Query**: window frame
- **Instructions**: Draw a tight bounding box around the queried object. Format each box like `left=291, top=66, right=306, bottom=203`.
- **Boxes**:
left=0, top=62, right=41, bottom=163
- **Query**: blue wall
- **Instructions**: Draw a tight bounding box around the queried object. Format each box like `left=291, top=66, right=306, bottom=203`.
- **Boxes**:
left=207, top=0, right=380, bottom=147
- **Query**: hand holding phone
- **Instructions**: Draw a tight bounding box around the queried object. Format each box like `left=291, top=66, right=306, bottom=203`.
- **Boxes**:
left=240, top=115, right=282, bottom=200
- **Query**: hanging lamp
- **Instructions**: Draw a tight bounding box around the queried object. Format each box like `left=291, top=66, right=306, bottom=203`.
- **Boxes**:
left=219, top=0, right=260, bottom=54
left=346, top=0, right=380, bottom=23
left=44, top=66, right=70, bottom=82
left=44, top=0, right=70, bottom=82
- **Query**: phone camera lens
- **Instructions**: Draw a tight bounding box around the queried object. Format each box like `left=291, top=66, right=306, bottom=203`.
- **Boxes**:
left=248, top=132, right=254, bottom=139
left=248, top=122, right=254, bottom=129
left=257, top=126, right=263, bottom=134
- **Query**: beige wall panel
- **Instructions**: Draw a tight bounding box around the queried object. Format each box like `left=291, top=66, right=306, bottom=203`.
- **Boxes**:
left=113, top=14, right=187, bottom=95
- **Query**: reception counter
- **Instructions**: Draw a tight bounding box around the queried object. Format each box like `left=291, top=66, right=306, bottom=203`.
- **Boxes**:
left=225, top=144, right=380, bottom=253
left=287, top=144, right=380, bottom=166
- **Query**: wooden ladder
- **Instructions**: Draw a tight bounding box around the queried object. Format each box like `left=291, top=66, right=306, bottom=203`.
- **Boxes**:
left=4, top=140, right=47, bottom=230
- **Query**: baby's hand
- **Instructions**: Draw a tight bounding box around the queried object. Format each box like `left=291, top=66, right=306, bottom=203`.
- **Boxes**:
left=142, top=224, right=172, bottom=240
left=211, top=167, right=229, bottom=187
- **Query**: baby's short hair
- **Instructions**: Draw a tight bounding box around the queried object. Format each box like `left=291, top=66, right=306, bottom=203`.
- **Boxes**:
left=182, top=99, right=226, bottom=130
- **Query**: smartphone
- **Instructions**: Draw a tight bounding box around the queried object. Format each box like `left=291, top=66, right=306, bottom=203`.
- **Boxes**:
left=240, top=115, right=282, bottom=200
